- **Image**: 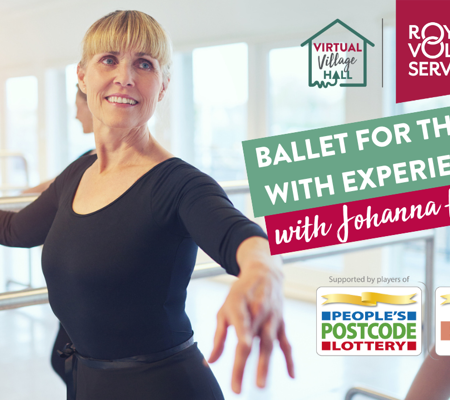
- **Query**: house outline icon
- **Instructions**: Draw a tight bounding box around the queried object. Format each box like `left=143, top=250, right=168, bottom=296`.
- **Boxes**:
left=301, top=19, right=375, bottom=88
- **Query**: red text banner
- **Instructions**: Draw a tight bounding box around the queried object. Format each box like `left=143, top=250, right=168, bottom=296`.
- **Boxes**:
left=265, top=185, right=450, bottom=255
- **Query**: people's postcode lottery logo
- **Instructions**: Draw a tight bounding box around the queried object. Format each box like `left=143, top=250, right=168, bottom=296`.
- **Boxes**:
left=316, top=286, right=422, bottom=356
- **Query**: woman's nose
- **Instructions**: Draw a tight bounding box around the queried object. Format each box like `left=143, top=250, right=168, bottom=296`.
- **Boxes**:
left=114, top=64, right=135, bottom=87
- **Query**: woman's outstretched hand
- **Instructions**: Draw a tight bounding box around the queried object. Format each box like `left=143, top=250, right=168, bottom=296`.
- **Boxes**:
left=207, top=236, right=295, bottom=394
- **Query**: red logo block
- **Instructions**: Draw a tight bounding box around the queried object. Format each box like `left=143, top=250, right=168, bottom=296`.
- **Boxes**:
left=322, top=342, right=331, bottom=351
left=396, top=0, right=450, bottom=102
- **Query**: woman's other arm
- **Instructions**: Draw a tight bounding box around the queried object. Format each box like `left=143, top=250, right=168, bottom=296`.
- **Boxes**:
left=0, top=170, right=64, bottom=247
left=404, top=346, right=450, bottom=400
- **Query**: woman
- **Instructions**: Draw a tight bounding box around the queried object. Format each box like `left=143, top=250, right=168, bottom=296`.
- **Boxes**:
left=74, top=83, right=95, bottom=137
left=22, top=84, right=95, bottom=195
left=1, top=10, right=294, bottom=399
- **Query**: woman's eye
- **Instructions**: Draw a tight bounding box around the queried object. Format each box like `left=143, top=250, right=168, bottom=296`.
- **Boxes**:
left=139, top=60, right=152, bottom=70
left=102, top=57, right=115, bottom=65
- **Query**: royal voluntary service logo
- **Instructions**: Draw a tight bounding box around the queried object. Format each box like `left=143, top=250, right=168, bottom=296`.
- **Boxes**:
left=396, top=0, right=450, bottom=102
left=301, top=19, right=374, bottom=88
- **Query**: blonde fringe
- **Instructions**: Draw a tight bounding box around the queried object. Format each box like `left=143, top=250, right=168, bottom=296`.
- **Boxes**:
left=80, top=10, right=172, bottom=79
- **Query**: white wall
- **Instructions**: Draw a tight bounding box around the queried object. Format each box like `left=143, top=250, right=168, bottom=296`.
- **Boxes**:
left=0, top=0, right=394, bottom=70
left=0, top=0, right=395, bottom=180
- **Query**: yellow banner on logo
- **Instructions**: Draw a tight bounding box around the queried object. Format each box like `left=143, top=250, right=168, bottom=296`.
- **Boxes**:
left=441, top=294, right=450, bottom=305
left=322, top=292, right=416, bottom=307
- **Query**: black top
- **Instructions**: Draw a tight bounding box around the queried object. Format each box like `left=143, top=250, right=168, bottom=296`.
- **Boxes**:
left=0, top=155, right=267, bottom=359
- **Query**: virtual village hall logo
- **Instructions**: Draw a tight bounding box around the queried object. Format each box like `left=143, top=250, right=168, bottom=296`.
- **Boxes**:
left=301, top=19, right=375, bottom=88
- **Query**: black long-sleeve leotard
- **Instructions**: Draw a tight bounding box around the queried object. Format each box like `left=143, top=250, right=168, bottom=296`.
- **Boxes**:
left=0, top=155, right=267, bottom=360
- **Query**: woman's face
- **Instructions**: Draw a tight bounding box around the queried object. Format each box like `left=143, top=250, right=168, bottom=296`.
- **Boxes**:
left=77, top=49, right=167, bottom=132
left=75, top=93, right=94, bottom=134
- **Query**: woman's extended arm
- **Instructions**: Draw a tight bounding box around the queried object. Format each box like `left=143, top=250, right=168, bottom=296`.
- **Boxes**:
left=208, top=236, right=295, bottom=393
left=171, top=163, right=294, bottom=392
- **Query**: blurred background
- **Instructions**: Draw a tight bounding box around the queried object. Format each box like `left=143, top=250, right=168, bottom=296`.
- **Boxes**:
left=0, top=1, right=449, bottom=399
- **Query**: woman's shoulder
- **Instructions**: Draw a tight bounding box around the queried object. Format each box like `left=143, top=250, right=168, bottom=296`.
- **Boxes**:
left=154, top=157, right=196, bottom=172
left=151, top=157, right=222, bottom=190
left=148, top=157, right=230, bottom=236
left=153, top=157, right=216, bottom=180
left=148, top=157, right=228, bottom=212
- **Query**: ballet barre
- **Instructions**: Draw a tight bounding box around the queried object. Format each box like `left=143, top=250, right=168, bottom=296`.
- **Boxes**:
left=0, top=184, right=437, bottom=355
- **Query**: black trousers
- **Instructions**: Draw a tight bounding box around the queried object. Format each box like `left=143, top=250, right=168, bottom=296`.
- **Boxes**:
left=53, top=327, right=224, bottom=400
left=76, top=343, right=224, bottom=400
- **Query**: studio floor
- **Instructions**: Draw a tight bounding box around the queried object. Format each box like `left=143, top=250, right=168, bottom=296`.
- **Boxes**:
left=0, top=277, right=424, bottom=400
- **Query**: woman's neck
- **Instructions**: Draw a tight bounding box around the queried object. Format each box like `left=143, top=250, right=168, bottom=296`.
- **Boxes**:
left=92, top=122, right=157, bottom=174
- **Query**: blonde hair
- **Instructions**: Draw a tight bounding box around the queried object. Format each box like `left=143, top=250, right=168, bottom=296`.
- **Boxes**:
left=80, top=10, right=172, bottom=81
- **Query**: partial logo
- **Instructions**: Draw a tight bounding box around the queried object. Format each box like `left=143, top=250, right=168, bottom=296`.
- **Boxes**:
left=301, top=19, right=374, bottom=88
left=317, top=286, right=422, bottom=356
left=396, top=0, right=450, bottom=102
left=435, top=287, right=450, bottom=356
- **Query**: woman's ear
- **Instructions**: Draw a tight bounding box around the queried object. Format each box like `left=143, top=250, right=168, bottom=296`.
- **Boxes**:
left=158, top=78, right=170, bottom=102
left=77, top=64, right=87, bottom=94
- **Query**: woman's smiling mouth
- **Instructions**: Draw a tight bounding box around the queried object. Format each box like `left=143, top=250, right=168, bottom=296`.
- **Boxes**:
left=105, top=95, right=138, bottom=105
